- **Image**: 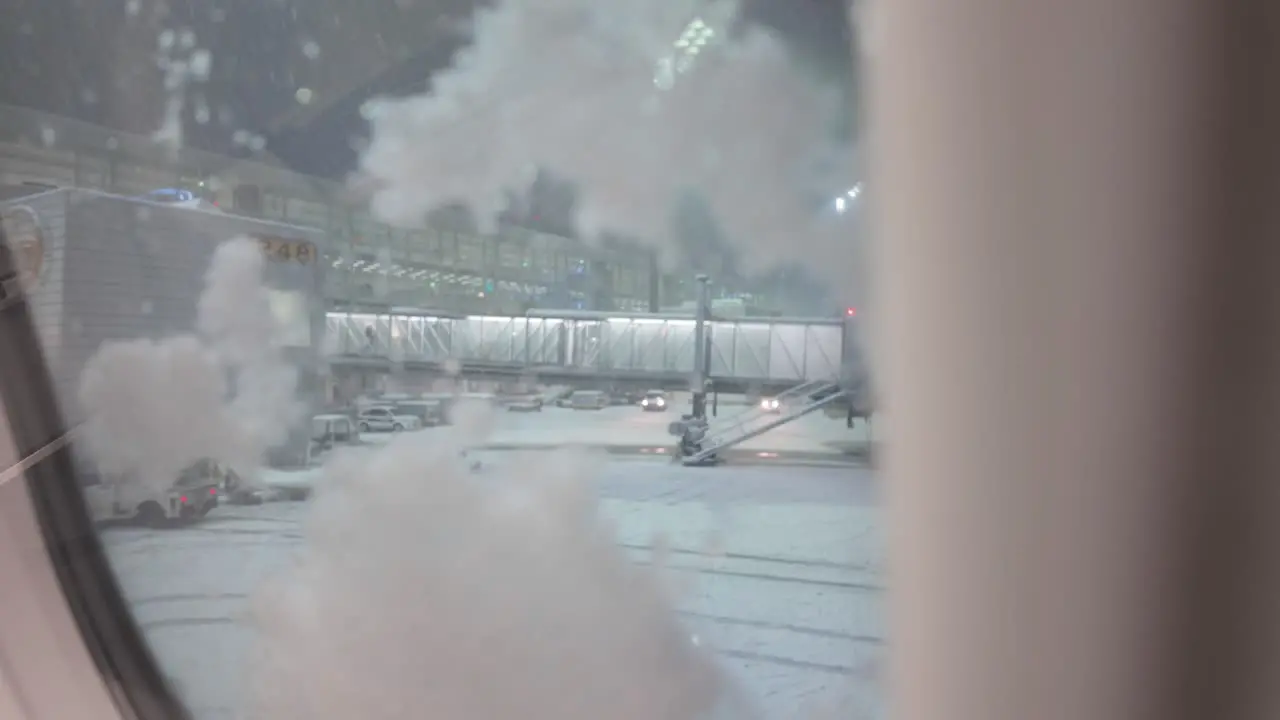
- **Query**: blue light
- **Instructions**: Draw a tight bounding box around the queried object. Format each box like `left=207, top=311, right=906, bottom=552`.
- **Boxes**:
left=144, top=188, right=195, bottom=203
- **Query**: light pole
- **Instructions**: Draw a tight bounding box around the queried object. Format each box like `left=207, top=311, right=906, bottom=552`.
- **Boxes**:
left=691, top=274, right=711, bottom=419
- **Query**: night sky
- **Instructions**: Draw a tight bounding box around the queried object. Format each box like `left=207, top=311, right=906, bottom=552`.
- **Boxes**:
left=0, top=0, right=855, bottom=179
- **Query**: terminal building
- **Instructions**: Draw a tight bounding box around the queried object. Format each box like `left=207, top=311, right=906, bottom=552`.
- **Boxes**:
left=0, top=103, right=786, bottom=318
left=0, top=99, right=869, bottom=464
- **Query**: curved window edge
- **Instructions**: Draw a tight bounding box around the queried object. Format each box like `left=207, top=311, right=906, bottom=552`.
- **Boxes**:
left=0, top=226, right=190, bottom=720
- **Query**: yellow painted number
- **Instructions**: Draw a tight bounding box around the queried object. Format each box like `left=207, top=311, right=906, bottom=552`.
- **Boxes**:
left=256, top=237, right=316, bottom=265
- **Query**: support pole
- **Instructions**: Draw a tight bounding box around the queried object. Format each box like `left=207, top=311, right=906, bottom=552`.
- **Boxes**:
left=690, top=274, right=711, bottom=419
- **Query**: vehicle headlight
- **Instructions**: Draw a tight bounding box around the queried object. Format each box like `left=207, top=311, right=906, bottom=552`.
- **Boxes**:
left=656, top=398, right=665, bottom=406
left=642, top=399, right=649, bottom=406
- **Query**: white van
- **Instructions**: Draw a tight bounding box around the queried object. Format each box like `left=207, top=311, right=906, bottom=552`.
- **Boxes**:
left=307, top=413, right=360, bottom=465
left=568, top=390, right=610, bottom=410
left=392, top=400, right=445, bottom=426
left=83, top=459, right=224, bottom=528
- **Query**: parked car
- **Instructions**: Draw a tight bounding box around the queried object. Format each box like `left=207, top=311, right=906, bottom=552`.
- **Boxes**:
left=568, top=390, right=610, bottom=410
left=357, top=406, right=422, bottom=432
left=504, top=396, right=543, bottom=412
left=609, top=390, right=638, bottom=406
left=622, top=389, right=647, bottom=404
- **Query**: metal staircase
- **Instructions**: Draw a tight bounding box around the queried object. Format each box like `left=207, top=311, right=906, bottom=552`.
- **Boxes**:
left=682, top=379, right=847, bottom=465
left=725, top=378, right=844, bottom=424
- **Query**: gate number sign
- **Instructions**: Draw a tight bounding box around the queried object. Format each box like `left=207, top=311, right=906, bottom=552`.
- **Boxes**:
left=256, top=236, right=316, bottom=265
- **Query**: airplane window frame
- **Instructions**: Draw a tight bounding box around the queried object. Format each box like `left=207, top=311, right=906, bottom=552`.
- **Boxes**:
left=0, top=224, right=188, bottom=720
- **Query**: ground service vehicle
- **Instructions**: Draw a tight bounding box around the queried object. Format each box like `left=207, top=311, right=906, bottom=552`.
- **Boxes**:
left=640, top=389, right=669, bottom=412
left=82, top=459, right=223, bottom=528
left=308, top=413, right=360, bottom=464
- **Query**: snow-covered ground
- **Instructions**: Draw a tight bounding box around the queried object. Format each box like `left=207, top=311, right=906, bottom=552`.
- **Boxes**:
left=101, top=458, right=884, bottom=720
left=363, top=399, right=872, bottom=453
left=270, top=402, right=870, bottom=495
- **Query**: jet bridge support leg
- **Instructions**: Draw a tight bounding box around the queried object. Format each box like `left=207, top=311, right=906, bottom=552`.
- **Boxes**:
left=689, top=274, right=711, bottom=422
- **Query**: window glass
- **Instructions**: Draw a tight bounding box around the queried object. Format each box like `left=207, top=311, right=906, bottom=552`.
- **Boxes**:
left=2, top=2, right=878, bottom=718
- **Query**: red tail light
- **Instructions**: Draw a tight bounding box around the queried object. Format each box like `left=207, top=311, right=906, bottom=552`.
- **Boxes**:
left=179, top=496, right=188, bottom=504
left=209, top=487, right=217, bottom=496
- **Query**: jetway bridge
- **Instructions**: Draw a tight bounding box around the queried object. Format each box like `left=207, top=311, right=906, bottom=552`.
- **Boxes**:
left=324, top=309, right=851, bottom=393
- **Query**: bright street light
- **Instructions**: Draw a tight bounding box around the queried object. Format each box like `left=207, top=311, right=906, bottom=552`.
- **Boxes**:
left=835, top=182, right=864, bottom=214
